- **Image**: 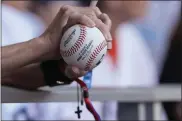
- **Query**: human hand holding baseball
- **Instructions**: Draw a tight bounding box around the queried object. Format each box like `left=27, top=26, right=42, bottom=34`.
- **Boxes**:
left=38, top=5, right=112, bottom=79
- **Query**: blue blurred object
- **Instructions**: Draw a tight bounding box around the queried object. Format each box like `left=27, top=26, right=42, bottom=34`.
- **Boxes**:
left=13, top=106, right=34, bottom=120
left=83, top=71, right=92, bottom=89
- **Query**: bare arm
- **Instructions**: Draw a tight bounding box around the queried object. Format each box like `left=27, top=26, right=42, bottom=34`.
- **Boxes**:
left=1, top=57, right=89, bottom=90
left=1, top=61, right=74, bottom=90
left=1, top=5, right=112, bottom=86
left=1, top=63, right=46, bottom=90
left=2, top=37, right=48, bottom=78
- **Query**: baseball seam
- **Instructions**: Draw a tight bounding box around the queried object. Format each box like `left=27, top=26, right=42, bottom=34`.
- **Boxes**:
left=61, top=25, right=87, bottom=57
left=84, top=41, right=107, bottom=71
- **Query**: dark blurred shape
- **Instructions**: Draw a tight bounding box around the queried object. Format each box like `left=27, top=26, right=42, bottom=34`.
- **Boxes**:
left=160, top=15, right=181, bottom=121
left=13, top=107, right=35, bottom=120
left=79, top=0, right=91, bottom=6
left=160, top=17, right=181, bottom=84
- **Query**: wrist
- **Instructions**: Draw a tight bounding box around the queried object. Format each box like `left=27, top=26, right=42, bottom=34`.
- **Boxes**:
left=40, top=60, right=73, bottom=86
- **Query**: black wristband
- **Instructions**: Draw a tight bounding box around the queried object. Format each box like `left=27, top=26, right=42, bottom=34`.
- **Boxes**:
left=40, top=60, right=73, bottom=87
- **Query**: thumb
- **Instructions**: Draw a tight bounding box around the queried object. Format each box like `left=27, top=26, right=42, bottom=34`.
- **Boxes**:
left=64, top=66, right=87, bottom=79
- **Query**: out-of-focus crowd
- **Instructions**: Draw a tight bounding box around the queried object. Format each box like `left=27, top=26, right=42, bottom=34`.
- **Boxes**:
left=2, top=0, right=181, bottom=120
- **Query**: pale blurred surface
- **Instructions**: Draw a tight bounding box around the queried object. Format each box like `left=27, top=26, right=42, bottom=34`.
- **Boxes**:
left=1, top=0, right=181, bottom=120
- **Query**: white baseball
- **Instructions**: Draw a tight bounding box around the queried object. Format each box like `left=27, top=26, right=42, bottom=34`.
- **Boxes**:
left=60, top=24, right=107, bottom=71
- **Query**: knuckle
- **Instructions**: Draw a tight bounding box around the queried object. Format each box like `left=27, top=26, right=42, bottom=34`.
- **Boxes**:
left=63, top=9, right=75, bottom=17
left=61, top=5, right=73, bottom=12
left=63, top=10, right=71, bottom=17
left=103, top=13, right=111, bottom=21
left=89, top=11, right=96, bottom=16
left=87, top=13, right=96, bottom=20
left=102, top=13, right=112, bottom=26
left=102, top=13, right=109, bottom=18
left=92, top=6, right=100, bottom=12
left=80, top=15, right=87, bottom=20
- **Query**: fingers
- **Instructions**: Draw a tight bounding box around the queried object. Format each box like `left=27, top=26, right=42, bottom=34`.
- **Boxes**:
left=88, top=15, right=112, bottom=50
left=53, top=5, right=74, bottom=34
left=60, top=5, right=112, bottom=50
left=91, top=6, right=102, bottom=17
left=63, top=12, right=96, bottom=33
left=99, top=13, right=112, bottom=30
left=68, top=13, right=96, bottom=28
left=99, top=13, right=112, bottom=49
left=84, top=7, right=112, bottom=49
left=95, top=18, right=112, bottom=42
left=60, top=5, right=96, bottom=34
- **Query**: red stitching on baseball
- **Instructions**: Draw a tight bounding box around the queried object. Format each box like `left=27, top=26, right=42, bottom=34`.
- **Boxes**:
left=84, top=41, right=107, bottom=71
left=61, top=25, right=87, bottom=57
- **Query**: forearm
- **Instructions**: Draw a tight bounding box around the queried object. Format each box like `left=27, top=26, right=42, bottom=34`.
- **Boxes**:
left=1, top=63, right=46, bottom=90
left=2, top=37, right=48, bottom=77
left=1, top=61, right=74, bottom=90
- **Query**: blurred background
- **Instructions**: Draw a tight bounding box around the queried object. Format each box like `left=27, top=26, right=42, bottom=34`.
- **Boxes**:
left=2, top=0, right=181, bottom=120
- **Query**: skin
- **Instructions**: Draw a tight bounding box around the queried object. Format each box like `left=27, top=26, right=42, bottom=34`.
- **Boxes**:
left=1, top=4, right=112, bottom=89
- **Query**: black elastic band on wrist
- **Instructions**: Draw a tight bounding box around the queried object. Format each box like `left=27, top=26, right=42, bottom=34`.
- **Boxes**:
left=40, top=60, right=73, bottom=87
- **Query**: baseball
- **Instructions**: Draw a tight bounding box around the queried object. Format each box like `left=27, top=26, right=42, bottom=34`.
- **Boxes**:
left=60, top=24, right=107, bottom=71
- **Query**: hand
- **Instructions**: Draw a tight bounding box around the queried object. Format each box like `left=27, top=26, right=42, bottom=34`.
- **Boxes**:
left=39, top=5, right=112, bottom=60
left=39, top=5, right=112, bottom=79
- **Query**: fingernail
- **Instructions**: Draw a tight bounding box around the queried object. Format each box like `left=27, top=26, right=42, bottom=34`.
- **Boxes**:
left=107, top=42, right=112, bottom=50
